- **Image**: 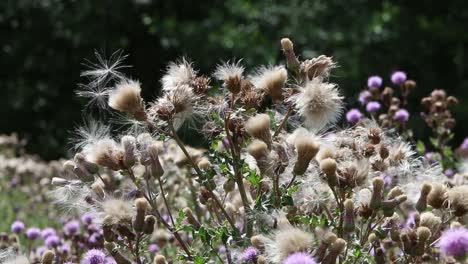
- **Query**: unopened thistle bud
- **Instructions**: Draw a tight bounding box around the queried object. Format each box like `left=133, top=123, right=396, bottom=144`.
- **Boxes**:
left=105, top=242, right=132, bottom=264
left=420, top=212, right=442, bottom=231
left=250, top=235, right=265, bottom=251
left=91, top=181, right=105, bottom=199
left=293, top=136, right=319, bottom=175
left=103, top=224, right=117, bottom=242
left=147, top=143, right=164, bottom=178
left=314, top=232, right=337, bottom=261
left=223, top=179, right=235, bottom=193
left=427, top=183, right=447, bottom=209
left=416, top=183, right=432, bottom=212
left=447, top=185, right=468, bottom=216
left=447, top=95, right=459, bottom=106
left=320, top=158, right=337, bottom=186
left=51, top=177, right=70, bottom=186
left=368, top=233, right=379, bottom=245
left=415, top=226, right=431, bottom=256
left=387, top=187, right=404, bottom=200
left=375, top=247, right=385, bottom=264
left=247, top=140, right=269, bottom=161
left=370, top=178, right=384, bottom=210
left=133, top=198, right=149, bottom=232
left=257, top=255, right=267, bottom=264
left=343, top=199, right=355, bottom=233
left=183, top=207, right=201, bottom=229
left=322, top=238, right=346, bottom=264
left=368, top=127, right=382, bottom=144
left=382, top=195, right=407, bottom=217
left=379, top=145, right=389, bottom=160
left=41, top=250, right=55, bottom=264
left=75, top=152, right=99, bottom=173
left=197, top=157, right=212, bottom=170
left=245, top=114, right=271, bottom=146
left=382, top=195, right=407, bottom=210
left=143, top=215, right=156, bottom=235
left=154, top=255, right=167, bottom=264
left=63, top=160, right=76, bottom=174
left=121, top=135, right=137, bottom=167
left=108, top=79, right=146, bottom=121
left=281, top=38, right=300, bottom=74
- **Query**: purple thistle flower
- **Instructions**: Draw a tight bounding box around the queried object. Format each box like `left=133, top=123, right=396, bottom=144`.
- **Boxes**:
left=394, top=109, right=409, bottom=123
left=460, top=138, right=468, bottom=151
left=11, top=220, right=25, bottom=234
left=437, top=227, right=468, bottom=260
left=41, top=227, right=57, bottom=239
left=358, top=90, right=372, bottom=105
left=83, top=249, right=107, bottom=264
left=346, top=108, right=363, bottom=124
left=88, top=233, right=102, bottom=245
left=105, top=256, right=117, bottom=264
left=81, top=213, right=95, bottom=225
left=444, top=169, right=455, bottom=178
left=60, top=244, right=71, bottom=255
left=283, top=252, right=317, bottom=264
left=64, top=220, right=80, bottom=236
left=26, top=227, right=41, bottom=240
left=149, top=244, right=160, bottom=254
left=391, top=71, right=407, bottom=85
left=45, top=235, right=61, bottom=247
left=367, top=75, right=383, bottom=88
left=242, top=246, right=258, bottom=261
left=36, top=246, right=48, bottom=257
left=366, top=101, right=381, bottom=113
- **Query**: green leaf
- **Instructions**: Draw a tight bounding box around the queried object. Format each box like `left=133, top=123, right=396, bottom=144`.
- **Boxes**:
left=416, top=140, right=426, bottom=154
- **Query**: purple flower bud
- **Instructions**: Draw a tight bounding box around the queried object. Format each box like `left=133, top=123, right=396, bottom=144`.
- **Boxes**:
left=367, top=75, right=383, bottom=88
left=394, top=109, right=409, bottom=123
left=346, top=109, right=363, bottom=124
left=149, top=244, right=160, bottom=254
left=64, top=220, right=80, bottom=236
left=424, top=152, right=441, bottom=165
left=366, top=101, right=381, bottom=113
left=81, top=213, right=94, bottom=225
left=87, top=224, right=100, bottom=233
left=11, top=220, right=25, bottom=234
left=36, top=246, right=47, bottom=257
left=284, top=252, right=317, bottom=264
left=41, top=227, right=57, bottom=239
left=83, top=249, right=107, bottom=264
left=242, top=247, right=258, bottom=261
left=444, top=169, right=455, bottom=178
left=460, top=138, right=468, bottom=151
left=26, top=227, right=41, bottom=240
left=437, top=227, right=468, bottom=260
left=45, top=235, right=61, bottom=247
left=60, top=244, right=71, bottom=255
left=391, top=71, right=407, bottom=85
left=359, top=90, right=372, bottom=105
left=105, top=256, right=117, bottom=264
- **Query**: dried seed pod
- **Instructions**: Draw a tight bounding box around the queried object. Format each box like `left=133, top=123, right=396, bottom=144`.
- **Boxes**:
left=41, top=250, right=55, bottom=264
left=370, top=178, right=384, bottom=210
left=105, top=242, right=132, bottom=264
left=143, top=215, right=156, bottom=235
left=416, top=183, right=432, bottom=212
left=343, top=199, right=355, bottom=233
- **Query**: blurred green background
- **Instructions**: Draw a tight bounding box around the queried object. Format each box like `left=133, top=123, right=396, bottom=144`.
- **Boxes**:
left=2, top=0, right=468, bottom=159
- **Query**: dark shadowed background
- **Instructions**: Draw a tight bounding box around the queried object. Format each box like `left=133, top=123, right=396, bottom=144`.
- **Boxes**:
left=2, top=0, right=468, bottom=159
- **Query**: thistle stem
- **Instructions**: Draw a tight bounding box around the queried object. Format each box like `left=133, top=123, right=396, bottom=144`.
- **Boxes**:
left=168, top=120, right=241, bottom=237
left=273, top=106, right=293, bottom=138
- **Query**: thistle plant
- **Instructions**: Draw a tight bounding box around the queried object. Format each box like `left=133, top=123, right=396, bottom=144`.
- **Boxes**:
left=2, top=38, right=468, bottom=264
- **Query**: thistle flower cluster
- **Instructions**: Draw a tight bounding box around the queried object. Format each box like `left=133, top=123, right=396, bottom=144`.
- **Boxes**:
left=2, top=38, right=468, bottom=264
left=348, top=71, right=416, bottom=130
